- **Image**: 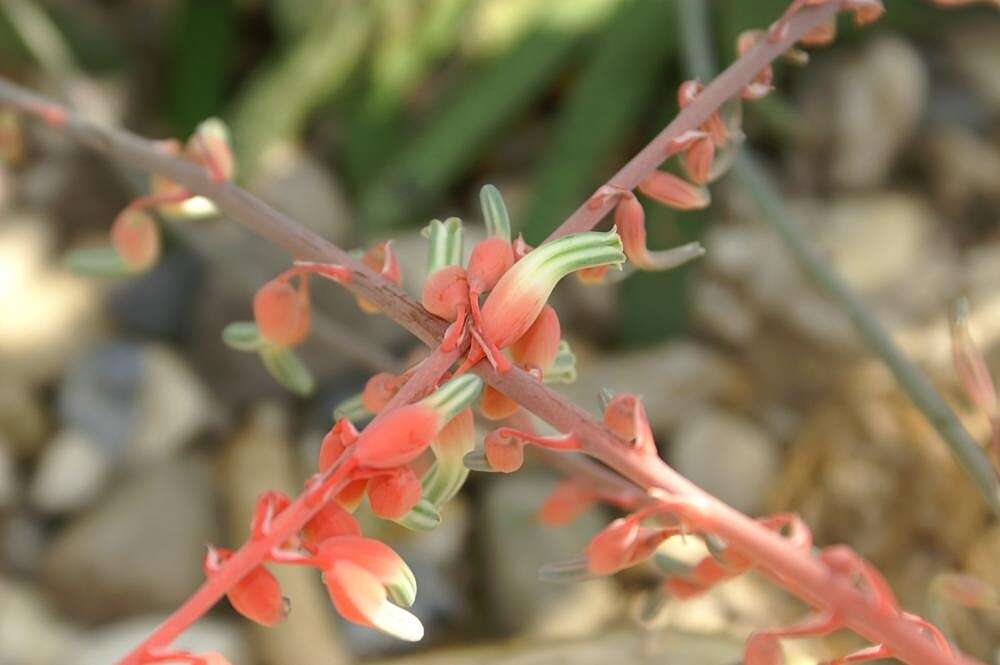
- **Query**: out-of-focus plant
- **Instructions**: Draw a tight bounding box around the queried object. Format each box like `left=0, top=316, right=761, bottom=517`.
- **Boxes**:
left=0, top=2, right=991, bottom=665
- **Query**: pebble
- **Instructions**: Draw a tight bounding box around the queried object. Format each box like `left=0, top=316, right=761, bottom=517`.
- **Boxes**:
left=669, top=408, right=780, bottom=515
left=30, top=429, right=112, bottom=513
left=41, top=456, right=217, bottom=621
left=0, top=577, right=78, bottom=665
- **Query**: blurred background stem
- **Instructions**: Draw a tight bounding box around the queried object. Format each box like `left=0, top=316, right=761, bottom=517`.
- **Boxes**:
left=676, top=0, right=1000, bottom=515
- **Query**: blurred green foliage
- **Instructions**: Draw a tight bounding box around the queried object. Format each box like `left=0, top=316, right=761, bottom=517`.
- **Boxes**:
left=0, top=0, right=978, bottom=348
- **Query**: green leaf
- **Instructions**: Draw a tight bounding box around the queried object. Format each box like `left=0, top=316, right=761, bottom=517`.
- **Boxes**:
left=394, top=498, right=442, bottom=531
left=221, top=321, right=265, bottom=352
left=259, top=346, right=315, bottom=396
left=63, top=247, right=131, bottom=278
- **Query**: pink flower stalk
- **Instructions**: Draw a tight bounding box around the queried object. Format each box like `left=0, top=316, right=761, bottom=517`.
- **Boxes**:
left=738, top=31, right=776, bottom=100
left=203, top=547, right=288, bottom=627
left=678, top=80, right=730, bottom=147
left=110, top=208, right=161, bottom=272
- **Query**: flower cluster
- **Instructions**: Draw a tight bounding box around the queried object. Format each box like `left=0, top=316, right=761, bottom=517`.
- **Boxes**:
left=67, top=118, right=235, bottom=277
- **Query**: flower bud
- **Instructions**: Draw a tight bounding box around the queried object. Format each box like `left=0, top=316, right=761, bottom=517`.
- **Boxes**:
left=186, top=117, right=235, bottom=182
left=110, top=209, right=160, bottom=272
left=324, top=560, right=423, bottom=641
left=480, top=184, right=512, bottom=241
left=368, top=466, right=422, bottom=520
left=744, top=633, right=784, bottom=665
left=362, top=372, right=402, bottom=414
left=303, top=501, right=361, bottom=551
left=800, top=19, right=836, bottom=47
left=603, top=393, right=655, bottom=453
left=254, top=278, right=310, bottom=347
left=480, top=385, right=521, bottom=421
left=421, top=266, right=469, bottom=321
left=683, top=136, right=715, bottom=185
left=314, top=535, right=418, bottom=608
left=335, top=478, right=369, bottom=512
left=353, top=404, right=441, bottom=469
left=319, top=419, right=360, bottom=472
left=484, top=430, right=525, bottom=473
left=638, top=171, right=710, bottom=211
left=204, top=547, right=288, bottom=627
left=585, top=518, right=639, bottom=575
left=539, top=480, right=597, bottom=526
left=615, top=194, right=705, bottom=271
left=467, top=236, right=515, bottom=295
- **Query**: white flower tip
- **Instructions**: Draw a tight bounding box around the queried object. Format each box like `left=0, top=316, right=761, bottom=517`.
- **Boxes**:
left=372, top=602, right=425, bottom=642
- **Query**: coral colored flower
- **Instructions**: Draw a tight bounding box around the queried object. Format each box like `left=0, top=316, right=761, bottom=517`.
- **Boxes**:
left=355, top=375, right=483, bottom=469
left=110, top=208, right=160, bottom=272
left=464, top=230, right=623, bottom=372
left=302, top=500, right=361, bottom=550
left=253, top=276, right=311, bottom=347
left=319, top=418, right=360, bottom=472
left=484, top=429, right=525, bottom=473
left=538, top=480, right=598, bottom=526
left=367, top=466, right=422, bottom=520
left=203, top=546, right=288, bottom=627
left=744, top=633, right=784, bottom=665
left=683, top=135, right=715, bottom=185
left=679, top=80, right=729, bottom=146
left=250, top=490, right=291, bottom=541
left=638, top=171, right=710, bottom=211
left=612, top=192, right=705, bottom=271
left=335, top=478, right=370, bottom=512
left=357, top=241, right=402, bottom=314
left=585, top=517, right=639, bottom=575
left=421, top=266, right=469, bottom=321
left=603, top=393, right=655, bottom=454
left=324, top=560, right=423, bottom=641
left=186, top=117, right=235, bottom=182
left=423, top=407, right=475, bottom=506
left=467, top=237, right=515, bottom=296
left=510, top=305, right=561, bottom=372
left=800, top=19, right=836, bottom=47
left=313, top=535, right=419, bottom=611
left=480, top=385, right=521, bottom=421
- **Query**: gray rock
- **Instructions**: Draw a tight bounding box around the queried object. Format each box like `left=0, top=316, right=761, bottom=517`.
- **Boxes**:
left=0, top=379, right=47, bottom=458
left=1, top=513, right=46, bottom=575
left=77, top=615, right=247, bottom=665
left=0, top=437, right=17, bottom=510
left=41, top=456, right=217, bottom=621
left=30, top=429, right=112, bottom=513
left=478, top=473, right=624, bottom=638
left=947, top=21, right=1000, bottom=115
left=0, top=577, right=79, bottom=665
left=0, top=215, right=103, bottom=385
left=669, top=408, right=780, bottom=515
left=59, top=343, right=216, bottom=465
left=799, top=36, right=927, bottom=189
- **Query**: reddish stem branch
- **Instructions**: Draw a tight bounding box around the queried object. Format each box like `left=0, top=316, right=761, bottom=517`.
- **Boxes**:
left=0, top=3, right=980, bottom=661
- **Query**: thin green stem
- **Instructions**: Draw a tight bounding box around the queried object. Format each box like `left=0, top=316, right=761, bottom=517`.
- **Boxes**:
left=676, top=0, right=1000, bottom=515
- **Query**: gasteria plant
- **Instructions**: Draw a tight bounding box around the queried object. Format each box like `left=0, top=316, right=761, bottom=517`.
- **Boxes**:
left=0, top=2, right=990, bottom=664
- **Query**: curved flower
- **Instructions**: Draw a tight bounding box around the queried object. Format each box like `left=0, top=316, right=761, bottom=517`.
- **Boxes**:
left=302, top=500, right=361, bottom=551
left=110, top=208, right=161, bottom=272
left=420, top=406, right=475, bottom=507
left=367, top=466, right=422, bottom=520
left=325, top=560, right=423, bottom=641
left=254, top=276, right=311, bottom=348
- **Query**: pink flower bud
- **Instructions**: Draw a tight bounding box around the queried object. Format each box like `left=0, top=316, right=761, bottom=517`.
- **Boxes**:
left=353, top=404, right=442, bottom=469
left=324, top=560, right=423, bottom=641
left=480, top=384, right=521, bottom=421
left=678, top=80, right=729, bottom=146
left=431, top=407, right=475, bottom=461
left=314, top=535, right=419, bottom=612
left=203, top=547, right=288, bottom=627
left=367, top=466, right=422, bottom=520
left=683, top=136, right=715, bottom=185
left=539, top=480, right=598, bottom=526
left=846, top=0, right=885, bottom=25
left=335, top=478, right=369, bottom=512
left=585, top=517, right=639, bottom=575
left=254, top=277, right=311, bottom=347
left=484, top=430, right=525, bottom=473
left=511, top=305, right=561, bottom=372
left=744, top=633, right=785, bottom=665
left=185, top=118, right=235, bottom=182
left=421, top=266, right=469, bottom=321
left=614, top=193, right=705, bottom=271
left=467, top=237, right=515, bottom=295
left=800, top=19, right=836, bottom=47
left=303, top=501, right=361, bottom=551
left=319, top=419, right=360, bottom=472
left=111, top=209, right=161, bottom=272
left=638, top=171, right=710, bottom=211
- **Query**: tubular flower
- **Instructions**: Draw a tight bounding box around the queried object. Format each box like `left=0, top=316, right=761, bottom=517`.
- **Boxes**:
left=421, top=407, right=475, bottom=507
left=480, top=385, right=521, bottom=421
left=313, top=536, right=421, bottom=640
left=367, top=466, right=422, bottom=520
left=110, top=208, right=161, bottom=272
left=612, top=190, right=706, bottom=271
left=683, top=135, right=715, bottom=185
left=538, top=479, right=599, bottom=526
left=354, top=375, right=483, bottom=469
left=510, top=305, right=561, bottom=372
left=638, top=171, right=710, bottom=211
left=585, top=516, right=675, bottom=576
left=462, top=230, right=624, bottom=373
left=203, top=546, right=288, bottom=627
left=421, top=265, right=470, bottom=350
left=476, top=426, right=581, bottom=474
left=356, top=241, right=402, bottom=314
